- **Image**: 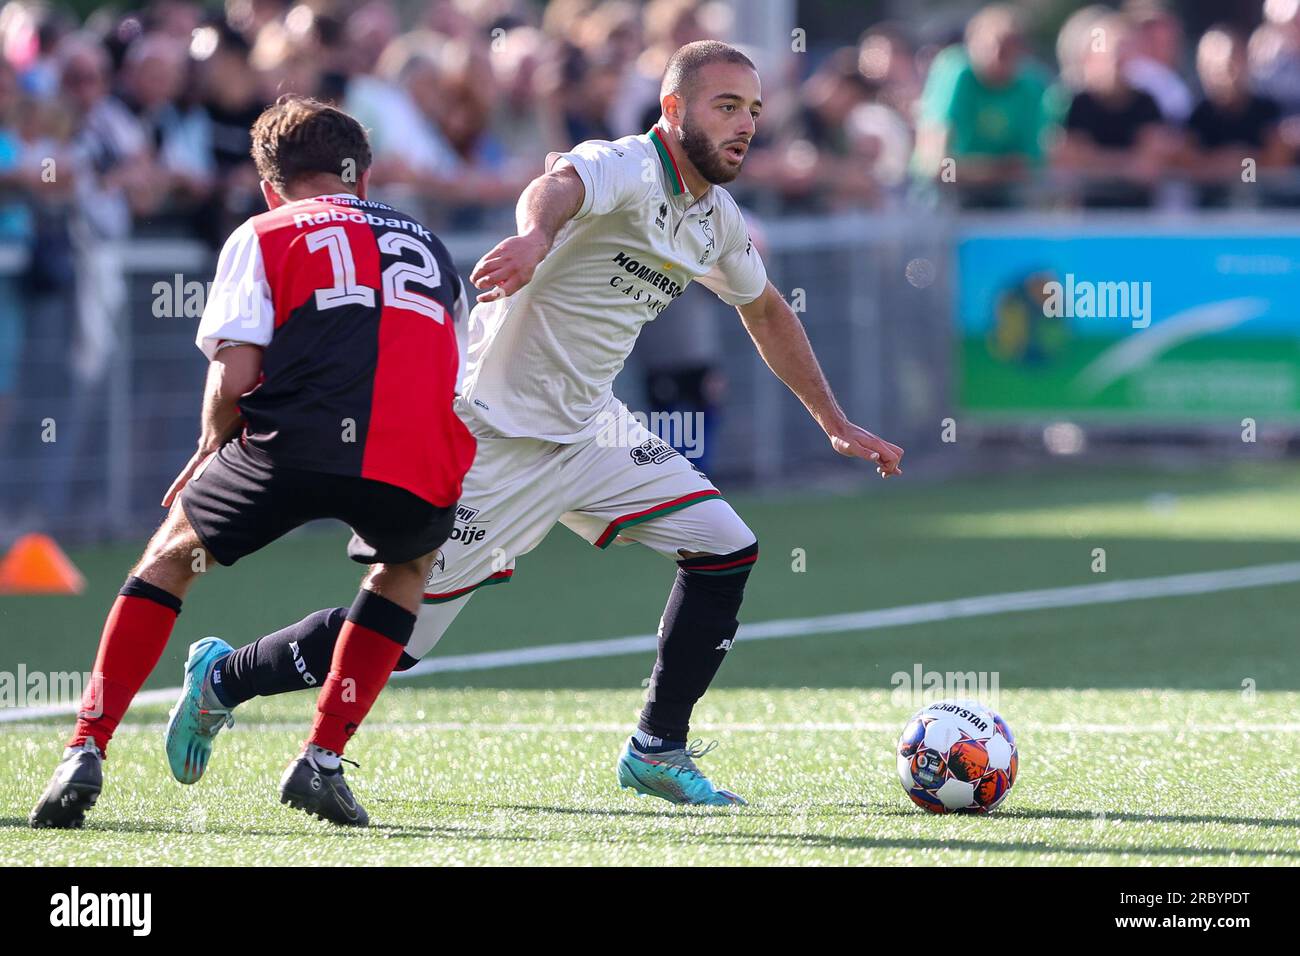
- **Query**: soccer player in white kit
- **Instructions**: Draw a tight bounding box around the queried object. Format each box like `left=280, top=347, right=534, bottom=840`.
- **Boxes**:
left=166, top=41, right=903, bottom=809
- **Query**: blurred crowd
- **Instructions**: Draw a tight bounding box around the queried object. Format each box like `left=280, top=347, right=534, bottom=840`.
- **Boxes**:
left=3, top=0, right=1300, bottom=532
left=0, top=0, right=1295, bottom=249
left=911, top=0, right=1300, bottom=209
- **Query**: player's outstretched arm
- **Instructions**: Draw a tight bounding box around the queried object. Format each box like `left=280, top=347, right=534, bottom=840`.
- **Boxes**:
left=737, top=282, right=903, bottom=478
left=470, top=165, right=586, bottom=303
left=162, top=344, right=264, bottom=507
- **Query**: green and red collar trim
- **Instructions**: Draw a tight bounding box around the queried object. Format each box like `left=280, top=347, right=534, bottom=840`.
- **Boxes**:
left=649, top=126, right=686, bottom=196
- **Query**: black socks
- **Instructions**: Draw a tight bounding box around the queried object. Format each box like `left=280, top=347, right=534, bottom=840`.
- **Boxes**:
left=637, top=542, right=758, bottom=741
left=211, top=607, right=347, bottom=707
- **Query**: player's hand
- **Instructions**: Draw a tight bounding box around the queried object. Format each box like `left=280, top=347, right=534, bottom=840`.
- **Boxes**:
left=828, top=422, right=904, bottom=478
left=471, top=232, right=549, bottom=303
left=161, top=447, right=215, bottom=508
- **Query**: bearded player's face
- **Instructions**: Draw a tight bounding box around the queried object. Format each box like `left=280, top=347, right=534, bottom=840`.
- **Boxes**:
left=678, top=62, right=762, bottom=185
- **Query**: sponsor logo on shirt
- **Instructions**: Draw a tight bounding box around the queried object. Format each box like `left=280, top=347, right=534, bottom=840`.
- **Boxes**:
left=609, top=250, right=686, bottom=316
left=289, top=206, right=433, bottom=242
left=630, top=437, right=680, bottom=466
left=611, top=251, right=684, bottom=297
left=447, top=504, right=488, bottom=547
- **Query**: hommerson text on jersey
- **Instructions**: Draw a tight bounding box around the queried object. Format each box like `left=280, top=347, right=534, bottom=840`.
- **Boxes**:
left=610, top=250, right=685, bottom=316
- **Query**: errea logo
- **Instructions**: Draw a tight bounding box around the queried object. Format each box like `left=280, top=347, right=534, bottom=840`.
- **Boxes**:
left=50, top=886, right=151, bottom=936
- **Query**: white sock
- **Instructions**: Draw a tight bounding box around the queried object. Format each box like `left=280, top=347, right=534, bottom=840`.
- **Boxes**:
left=200, top=667, right=227, bottom=711
left=633, top=729, right=670, bottom=751
left=307, top=744, right=341, bottom=771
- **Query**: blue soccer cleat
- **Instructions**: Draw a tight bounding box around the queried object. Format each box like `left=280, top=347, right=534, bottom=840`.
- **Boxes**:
left=616, top=737, right=747, bottom=806
left=164, top=637, right=235, bottom=785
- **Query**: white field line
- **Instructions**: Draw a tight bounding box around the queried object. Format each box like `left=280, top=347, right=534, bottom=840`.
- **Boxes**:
left=398, top=560, right=1300, bottom=676
left=4, top=560, right=1300, bottom=725
left=4, top=720, right=1296, bottom=735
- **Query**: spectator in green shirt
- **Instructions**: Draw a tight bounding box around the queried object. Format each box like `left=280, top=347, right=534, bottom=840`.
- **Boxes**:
left=913, top=4, right=1050, bottom=205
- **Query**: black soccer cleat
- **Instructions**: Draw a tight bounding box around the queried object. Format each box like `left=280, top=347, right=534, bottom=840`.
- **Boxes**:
left=30, top=740, right=104, bottom=829
left=278, top=752, right=369, bottom=827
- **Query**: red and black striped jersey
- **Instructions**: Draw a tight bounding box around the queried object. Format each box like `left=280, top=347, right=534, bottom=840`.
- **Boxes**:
left=195, top=193, right=474, bottom=507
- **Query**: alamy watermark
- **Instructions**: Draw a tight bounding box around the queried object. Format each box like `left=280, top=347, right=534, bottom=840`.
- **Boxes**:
left=1042, top=274, right=1152, bottom=328
left=595, top=409, right=705, bottom=460
left=890, top=663, right=1001, bottom=711
left=153, top=273, right=267, bottom=329
left=50, top=886, right=151, bottom=936
left=0, top=666, right=100, bottom=713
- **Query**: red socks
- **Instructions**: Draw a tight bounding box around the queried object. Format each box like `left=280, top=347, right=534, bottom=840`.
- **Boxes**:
left=71, top=577, right=183, bottom=754
left=309, top=590, right=416, bottom=754
left=70, top=579, right=410, bottom=758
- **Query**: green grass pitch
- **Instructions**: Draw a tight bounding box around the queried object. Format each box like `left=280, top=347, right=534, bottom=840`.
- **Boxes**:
left=1, top=462, right=1298, bottom=865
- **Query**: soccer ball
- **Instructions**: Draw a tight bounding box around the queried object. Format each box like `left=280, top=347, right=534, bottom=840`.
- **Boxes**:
left=896, top=699, right=1017, bottom=814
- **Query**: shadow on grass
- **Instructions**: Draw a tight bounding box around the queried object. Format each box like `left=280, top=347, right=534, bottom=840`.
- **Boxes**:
left=372, top=818, right=1300, bottom=860
left=1002, top=807, right=1300, bottom=830
left=7, top=801, right=1297, bottom=862
left=314, top=800, right=1300, bottom=859
left=654, top=831, right=1299, bottom=859
left=861, top=803, right=1300, bottom=830
left=2, top=817, right=348, bottom=839
left=415, top=799, right=791, bottom=819
left=1, top=814, right=465, bottom=840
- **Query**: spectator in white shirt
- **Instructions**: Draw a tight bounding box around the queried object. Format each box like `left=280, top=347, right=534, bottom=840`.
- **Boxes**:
left=1123, top=0, right=1193, bottom=123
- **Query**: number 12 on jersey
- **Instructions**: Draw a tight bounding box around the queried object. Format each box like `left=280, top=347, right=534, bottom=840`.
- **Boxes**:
left=305, top=225, right=445, bottom=323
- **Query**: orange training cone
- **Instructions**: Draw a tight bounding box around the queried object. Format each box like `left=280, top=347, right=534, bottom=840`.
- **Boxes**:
left=0, top=533, right=86, bottom=594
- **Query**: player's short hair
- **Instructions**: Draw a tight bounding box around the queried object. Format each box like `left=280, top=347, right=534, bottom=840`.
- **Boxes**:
left=250, top=95, right=372, bottom=195
left=660, top=40, right=756, bottom=101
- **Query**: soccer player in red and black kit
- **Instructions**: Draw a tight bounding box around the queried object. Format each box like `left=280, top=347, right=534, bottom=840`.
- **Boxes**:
left=29, top=96, right=475, bottom=829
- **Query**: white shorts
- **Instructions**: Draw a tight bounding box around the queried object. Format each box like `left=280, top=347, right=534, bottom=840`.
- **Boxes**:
left=408, top=399, right=756, bottom=659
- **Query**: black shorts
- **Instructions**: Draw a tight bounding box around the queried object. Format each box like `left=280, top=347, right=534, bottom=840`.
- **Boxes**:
left=180, top=440, right=455, bottom=567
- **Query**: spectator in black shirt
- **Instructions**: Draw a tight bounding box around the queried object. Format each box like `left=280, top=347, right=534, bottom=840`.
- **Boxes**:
left=194, top=25, right=265, bottom=242
left=1184, top=26, right=1289, bottom=206
left=1055, top=13, right=1178, bottom=207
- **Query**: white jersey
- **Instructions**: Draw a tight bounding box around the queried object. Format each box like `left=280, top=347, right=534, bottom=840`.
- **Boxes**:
left=460, top=128, right=768, bottom=442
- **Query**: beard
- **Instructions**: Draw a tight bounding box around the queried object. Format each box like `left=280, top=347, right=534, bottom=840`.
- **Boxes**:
left=680, top=117, right=742, bottom=185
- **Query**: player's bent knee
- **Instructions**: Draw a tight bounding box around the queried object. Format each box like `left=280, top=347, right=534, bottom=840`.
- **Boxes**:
left=366, top=555, right=431, bottom=587
left=704, top=503, right=757, bottom=556
left=134, top=507, right=207, bottom=583
left=677, top=539, right=760, bottom=579
left=666, top=500, right=757, bottom=560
